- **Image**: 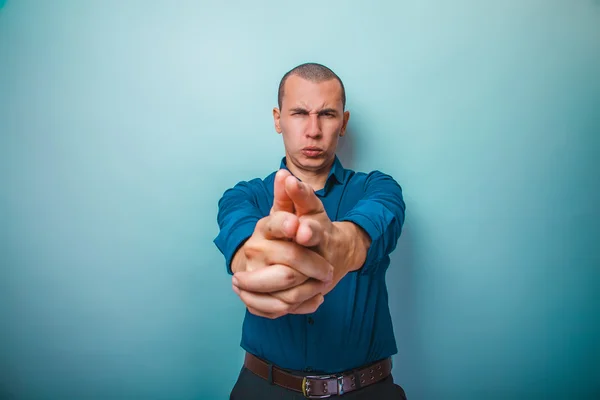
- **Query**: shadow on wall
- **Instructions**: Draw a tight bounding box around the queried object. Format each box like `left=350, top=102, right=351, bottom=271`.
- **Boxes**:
left=0, top=382, right=17, bottom=400
left=386, top=222, right=428, bottom=399
left=338, top=127, right=424, bottom=397
left=337, top=126, right=425, bottom=396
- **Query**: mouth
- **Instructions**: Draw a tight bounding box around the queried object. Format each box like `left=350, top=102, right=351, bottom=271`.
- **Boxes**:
left=301, top=147, right=323, bottom=157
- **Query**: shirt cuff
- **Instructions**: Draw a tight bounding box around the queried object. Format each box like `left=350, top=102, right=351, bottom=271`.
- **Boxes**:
left=214, top=215, right=258, bottom=275
left=339, top=202, right=396, bottom=272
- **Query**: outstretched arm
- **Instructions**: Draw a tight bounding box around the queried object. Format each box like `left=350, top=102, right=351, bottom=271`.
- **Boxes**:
left=213, top=180, right=264, bottom=275
left=339, top=171, right=406, bottom=274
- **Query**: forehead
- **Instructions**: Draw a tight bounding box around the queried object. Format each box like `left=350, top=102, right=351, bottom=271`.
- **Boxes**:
left=282, top=75, right=343, bottom=109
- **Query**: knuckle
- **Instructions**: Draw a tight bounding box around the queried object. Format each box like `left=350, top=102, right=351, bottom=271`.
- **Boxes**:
left=283, top=269, right=298, bottom=285
left=243, top=237, right=259, bottom=254
left=257, top=216, right=273, bottom=234
left=244, top=247, right=259, bottom=261
left=245, top=240, right=270, bottom=262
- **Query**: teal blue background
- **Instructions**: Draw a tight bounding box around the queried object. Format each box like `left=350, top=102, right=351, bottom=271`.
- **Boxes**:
left=1, top=1, right=599, bottom=399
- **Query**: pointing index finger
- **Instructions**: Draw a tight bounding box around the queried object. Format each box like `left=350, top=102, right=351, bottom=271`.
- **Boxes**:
left=284, top=176, right=325, bottom=216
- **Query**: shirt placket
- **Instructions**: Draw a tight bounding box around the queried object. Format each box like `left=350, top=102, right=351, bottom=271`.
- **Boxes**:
left=304, top=192, right=326, bottom=371
left=304, top=312, right=320, bottom=372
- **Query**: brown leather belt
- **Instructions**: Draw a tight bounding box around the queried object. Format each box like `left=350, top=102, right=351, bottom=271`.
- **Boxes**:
left=243, top=352, right=392, bottom=398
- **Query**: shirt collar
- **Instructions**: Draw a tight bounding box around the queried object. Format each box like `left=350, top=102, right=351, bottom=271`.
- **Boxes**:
left=279, top=155, right=345, bottom=186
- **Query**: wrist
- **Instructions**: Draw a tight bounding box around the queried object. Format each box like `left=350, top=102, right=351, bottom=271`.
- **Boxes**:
left=331, top=221, right=371, bottom=273
left=231, top=246, right=247, bottom=274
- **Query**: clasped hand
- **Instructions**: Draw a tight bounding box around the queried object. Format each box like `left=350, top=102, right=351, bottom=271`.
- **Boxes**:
left=231, top=169, right=344, bottom=319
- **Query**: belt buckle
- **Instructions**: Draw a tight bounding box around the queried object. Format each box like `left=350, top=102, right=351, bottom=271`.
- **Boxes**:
left=301, top=374, right=336, bottom=398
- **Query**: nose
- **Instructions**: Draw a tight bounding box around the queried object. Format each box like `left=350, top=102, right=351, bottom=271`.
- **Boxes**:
left=306, top=113, right=322, bottom=139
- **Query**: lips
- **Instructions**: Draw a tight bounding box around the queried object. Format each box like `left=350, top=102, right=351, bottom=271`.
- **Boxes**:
left=302, top=147, right=323, bottom=157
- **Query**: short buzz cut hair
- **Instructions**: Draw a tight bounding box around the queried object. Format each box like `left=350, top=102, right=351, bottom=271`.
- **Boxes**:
left=277, top=62, right=346, bottom=110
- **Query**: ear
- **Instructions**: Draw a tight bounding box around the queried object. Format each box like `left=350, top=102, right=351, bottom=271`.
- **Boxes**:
left=340, top=110, right=350, bottom=137
left=273, top=107, right=282, bottom=134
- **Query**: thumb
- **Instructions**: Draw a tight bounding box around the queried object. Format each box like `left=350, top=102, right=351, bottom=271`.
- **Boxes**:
left=284, top=176, right=325, bottom=216
left=271, top=169, right=295, bottom=213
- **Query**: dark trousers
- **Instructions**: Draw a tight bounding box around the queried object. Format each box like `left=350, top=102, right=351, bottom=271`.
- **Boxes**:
left=230, top=366, right=408, bottom=400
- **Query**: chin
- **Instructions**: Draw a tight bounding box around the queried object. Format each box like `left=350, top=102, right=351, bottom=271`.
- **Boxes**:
left=298, top=155, right=329, bottom=169
left=300, top=154, right=323, bottom=162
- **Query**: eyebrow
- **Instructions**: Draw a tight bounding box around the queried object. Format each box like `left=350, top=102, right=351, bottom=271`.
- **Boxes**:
left=289, top=107, right=309, bottom=114
left=289, top=107, right=338, bottom=115
left=318, top=108, right=338, bottom=115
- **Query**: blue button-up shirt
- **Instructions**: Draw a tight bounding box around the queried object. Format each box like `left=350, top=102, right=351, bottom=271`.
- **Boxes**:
left=214, top=156, right=406, bottom=373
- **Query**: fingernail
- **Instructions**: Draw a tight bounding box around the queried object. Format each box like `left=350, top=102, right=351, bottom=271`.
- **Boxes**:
left=282, top=218, right=291, bottom=232
left=319, top=296, right=325, bottom=305
left=232, top=276, right=239, bottom=286
left=232, top=284, right=240, bottom=294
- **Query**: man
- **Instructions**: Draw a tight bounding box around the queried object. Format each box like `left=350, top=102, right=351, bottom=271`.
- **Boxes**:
left=214, top=63, right=407, bottom=399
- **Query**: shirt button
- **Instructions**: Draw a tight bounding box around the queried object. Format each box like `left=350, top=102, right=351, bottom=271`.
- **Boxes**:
left=307, top=317, right=314, bottom=325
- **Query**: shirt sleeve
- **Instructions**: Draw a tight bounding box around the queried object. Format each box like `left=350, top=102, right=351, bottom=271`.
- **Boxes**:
left=213, top=180, right=265, bottom=275
left=338, top=171, right=406, bottom=274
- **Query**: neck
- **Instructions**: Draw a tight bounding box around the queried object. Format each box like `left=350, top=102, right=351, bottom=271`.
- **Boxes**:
left=286, top=156, right=335, bottom=192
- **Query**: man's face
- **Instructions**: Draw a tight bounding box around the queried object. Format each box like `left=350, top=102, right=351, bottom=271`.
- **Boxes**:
left=273, top=75, right=350, bottom=173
